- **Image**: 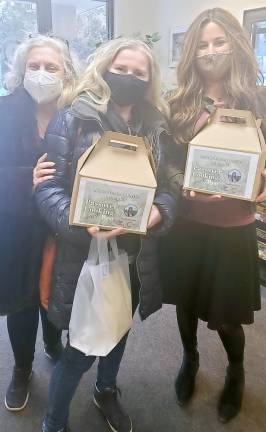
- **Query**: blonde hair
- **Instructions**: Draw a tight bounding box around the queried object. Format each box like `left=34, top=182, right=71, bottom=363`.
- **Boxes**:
left=69, top=38, right=168, bottom=116
left=169, top=8, right=263, bottom=143
left=5, top=34, right=80, bottom=107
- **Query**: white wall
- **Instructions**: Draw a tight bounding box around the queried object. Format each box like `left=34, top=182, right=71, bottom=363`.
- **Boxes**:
left=114, top=0, right=266, bottom=87
left=114, top=0, right=155, bottom=37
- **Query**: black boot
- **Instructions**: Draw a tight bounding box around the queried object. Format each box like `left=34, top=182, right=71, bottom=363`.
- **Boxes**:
left=217, top=364, right=245, bottom=423
left=44, top=341, right=64, bottom=362
left=5, top=366, right=32, bottom=411
left=93, top=385, right=132, bottom=432
left=175, top=350, right=199, bottom=406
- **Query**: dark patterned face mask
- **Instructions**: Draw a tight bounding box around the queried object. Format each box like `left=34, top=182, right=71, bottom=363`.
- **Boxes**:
left=196, top=52, right=232, bottom=80
left=104, top=71, right=149, bottom=106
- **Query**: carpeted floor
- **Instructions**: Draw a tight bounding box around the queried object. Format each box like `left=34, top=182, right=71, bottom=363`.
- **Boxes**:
left=0, top=294, right=266, bottom=432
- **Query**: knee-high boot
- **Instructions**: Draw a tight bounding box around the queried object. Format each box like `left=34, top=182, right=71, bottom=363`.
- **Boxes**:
left=217, top=324, right=245, bottom=423
left=175, top=306, right=199, bottom=406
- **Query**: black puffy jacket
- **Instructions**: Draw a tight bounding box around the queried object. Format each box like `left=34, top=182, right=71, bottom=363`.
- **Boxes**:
left=35, top=99, right=183, bottom=329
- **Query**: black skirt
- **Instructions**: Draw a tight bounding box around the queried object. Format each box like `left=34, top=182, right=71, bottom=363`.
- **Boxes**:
left=160, top=219, right=261, bottom=330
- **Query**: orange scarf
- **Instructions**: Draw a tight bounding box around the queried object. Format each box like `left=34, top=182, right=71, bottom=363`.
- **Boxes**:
left=39, top=236, right=56, bottom=310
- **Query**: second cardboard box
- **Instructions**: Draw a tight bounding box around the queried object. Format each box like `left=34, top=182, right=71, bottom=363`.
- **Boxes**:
left=183, top=108, right=266, bottom=201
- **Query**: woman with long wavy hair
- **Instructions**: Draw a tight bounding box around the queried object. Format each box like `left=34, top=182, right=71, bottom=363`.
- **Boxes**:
left=161, top=7, right=266, bottom=423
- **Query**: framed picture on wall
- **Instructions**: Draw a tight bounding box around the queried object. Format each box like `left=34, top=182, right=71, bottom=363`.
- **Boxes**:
left=169, top=26, right=187, bottom=67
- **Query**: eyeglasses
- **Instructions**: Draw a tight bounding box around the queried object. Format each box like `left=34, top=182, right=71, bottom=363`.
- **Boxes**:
left=28, top=33, right=70, bottom=49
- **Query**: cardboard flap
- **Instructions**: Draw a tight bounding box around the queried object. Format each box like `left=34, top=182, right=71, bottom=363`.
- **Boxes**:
left=79, top=131, right=157, bottom=188
left=256, top=119, right=262, bottom=129
left=191, top=108, right=263, bottom=153
left=212, top=108, right=256, bottom=128
left=76, top=136, right=98, bottom=170
left=254, top=118, right=266, bottom=152
left=257, top=126, right=266, bottom=152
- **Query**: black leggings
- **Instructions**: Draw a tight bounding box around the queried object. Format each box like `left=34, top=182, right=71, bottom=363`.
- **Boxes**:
left=218, top=324, right=245, bottom=365
left=7, top=305, right=61, bottom=369
left=176, top=306, right=245, bottom=364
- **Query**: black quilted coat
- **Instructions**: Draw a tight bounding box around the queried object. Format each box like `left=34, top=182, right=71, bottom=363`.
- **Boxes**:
left=0, top=88, right=44, bottom=315
left=35, top=98, right=183, bottom=329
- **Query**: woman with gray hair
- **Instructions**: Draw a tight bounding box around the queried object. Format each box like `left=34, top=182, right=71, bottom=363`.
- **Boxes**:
left=0, top=34, right=78, bottom=412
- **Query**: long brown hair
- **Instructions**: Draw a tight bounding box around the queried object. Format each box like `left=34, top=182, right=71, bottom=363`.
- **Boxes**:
left=169, top=8, right=264, bottom=143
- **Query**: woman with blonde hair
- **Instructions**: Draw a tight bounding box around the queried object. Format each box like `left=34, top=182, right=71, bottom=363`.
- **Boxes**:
left=161, top=7, right=266, bottom=423
left=0, top=34, right=78, bottom=411
left=34, top=37, right=181, bottom=432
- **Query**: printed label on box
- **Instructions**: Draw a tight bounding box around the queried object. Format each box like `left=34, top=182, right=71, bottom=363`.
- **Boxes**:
left=73, top=178, right=154, bottom=232
left=184, top=146, right=259, bottom=199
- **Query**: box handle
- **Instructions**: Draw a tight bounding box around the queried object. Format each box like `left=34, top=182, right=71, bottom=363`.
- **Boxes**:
left=219, top=115, right=246, bottom=124
left=109, top=139, right=138, bottom=152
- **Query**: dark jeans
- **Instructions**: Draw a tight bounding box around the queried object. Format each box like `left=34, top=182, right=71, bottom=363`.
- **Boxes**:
left=7, top=305, right=62, bottom=369
left=44, top=264, right=139, bottom=432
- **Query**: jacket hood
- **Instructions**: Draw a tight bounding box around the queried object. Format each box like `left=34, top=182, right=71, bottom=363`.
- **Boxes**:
left=71, top=93, right=103, bottom=122
left=71, top=93, right=169, bottom=134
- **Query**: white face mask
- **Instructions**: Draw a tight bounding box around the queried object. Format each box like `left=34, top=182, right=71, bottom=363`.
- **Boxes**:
left=23, top=70, right=63, bottom=104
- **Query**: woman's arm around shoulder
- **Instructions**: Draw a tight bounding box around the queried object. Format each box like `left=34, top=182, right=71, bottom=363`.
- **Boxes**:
left=35, top=108, right=91, bottom=249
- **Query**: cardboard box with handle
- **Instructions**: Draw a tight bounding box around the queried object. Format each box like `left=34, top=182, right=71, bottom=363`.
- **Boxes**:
left=183, top=108, right=266, bottom=201
left=69, top=131, right=157, bottom=234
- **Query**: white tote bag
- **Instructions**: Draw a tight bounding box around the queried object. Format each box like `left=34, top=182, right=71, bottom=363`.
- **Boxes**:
left=69, top=237, right=132, bottom=356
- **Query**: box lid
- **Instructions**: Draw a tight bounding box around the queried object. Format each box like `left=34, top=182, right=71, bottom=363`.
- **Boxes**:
left=191, top=108, right=264, bottom=153
left=79, top=131, right=157, bottom=188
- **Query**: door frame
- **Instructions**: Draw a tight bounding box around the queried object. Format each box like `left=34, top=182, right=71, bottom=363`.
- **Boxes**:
left=243, top=7, right=266, bottom=47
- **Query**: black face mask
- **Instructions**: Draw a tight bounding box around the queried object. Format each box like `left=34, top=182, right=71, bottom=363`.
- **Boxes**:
left=104, top=71, right=149, bottom=106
